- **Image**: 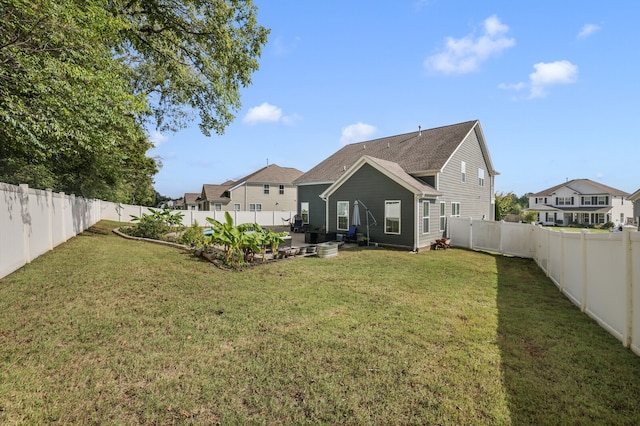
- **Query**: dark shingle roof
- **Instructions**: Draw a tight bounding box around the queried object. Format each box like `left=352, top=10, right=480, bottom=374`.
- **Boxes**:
left=230, top=164, right=304, bottom=187
left=294, top=120, right=479, bottom=184
left=532, top=179, right=629, bottom=197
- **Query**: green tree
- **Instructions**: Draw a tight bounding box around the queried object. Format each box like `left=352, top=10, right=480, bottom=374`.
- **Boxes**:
left=495, top=191, right=518, bottom=221
left=0, top=0, right=269, bottom=200
left=112, top=0, right=270, bottom=136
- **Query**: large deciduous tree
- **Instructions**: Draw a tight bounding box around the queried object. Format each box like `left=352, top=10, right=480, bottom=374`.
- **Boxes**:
left=0, top=0, right=268, bottom=202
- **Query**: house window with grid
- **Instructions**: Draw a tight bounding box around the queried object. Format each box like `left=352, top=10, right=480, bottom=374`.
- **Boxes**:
left=337, top=201, right=349, bottom=231
left=234, top=203, right=241, bottom=211
left=279, top=184, right=285, bottom=195
left=439, top=202, right=446, bottom=231
left=384, top=200, right=401, bottom=234
left=556, top=197, right=573, bottom=206
left=478, top=168, right=484, bottom=187
left=422, top=201, right=430, bottom=234
left=249, top=203, right=262, bottom=212
left=300, top=202, right=309, bottom=224
left=214, top=203, right=222, bottom=211
left=461, top=161, right=466, bottom=183
left=263, top=184, right=270, bottom=194
left=451, top=202, right=460, bottom=217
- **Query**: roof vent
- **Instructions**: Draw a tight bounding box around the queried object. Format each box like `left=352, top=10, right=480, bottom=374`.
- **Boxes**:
left=363, top=144, right=366, bottom=150
left=387, top=142, right=390, bottom=148
left=343, top=165, right=346, bottom=171
left=418, top=125, right=422, bottom=136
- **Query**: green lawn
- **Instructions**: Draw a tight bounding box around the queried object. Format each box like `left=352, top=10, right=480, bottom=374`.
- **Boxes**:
left=1, top=221, right=639, bottom=425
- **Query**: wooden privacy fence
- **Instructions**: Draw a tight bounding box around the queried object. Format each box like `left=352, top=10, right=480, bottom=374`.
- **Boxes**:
left=0, top=183, right=296, bottom=279
left=449, top=217, right=640, bottom=356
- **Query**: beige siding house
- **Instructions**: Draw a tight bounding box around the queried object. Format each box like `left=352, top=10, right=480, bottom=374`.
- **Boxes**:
left=198, top=164, right=303, bottom=212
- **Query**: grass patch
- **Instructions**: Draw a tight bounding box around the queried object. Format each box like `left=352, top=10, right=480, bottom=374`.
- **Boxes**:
left=1, top=222, right=639, bottom=424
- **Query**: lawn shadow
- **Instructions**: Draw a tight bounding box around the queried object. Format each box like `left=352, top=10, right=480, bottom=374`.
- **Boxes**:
left=494, top=255, right=640, bottom=424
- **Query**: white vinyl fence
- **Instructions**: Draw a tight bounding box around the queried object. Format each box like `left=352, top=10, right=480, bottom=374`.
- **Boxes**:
left=99, top=201, right=296, bottom=229
left=0, top=183, right=296, bottom=279
left=0, top=183, right=102, bottom=279
left=449, top=217, right=640, bottom=356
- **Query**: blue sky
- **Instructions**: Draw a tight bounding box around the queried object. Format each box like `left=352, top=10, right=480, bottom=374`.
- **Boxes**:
left=149, top=1, right=639, bottom=199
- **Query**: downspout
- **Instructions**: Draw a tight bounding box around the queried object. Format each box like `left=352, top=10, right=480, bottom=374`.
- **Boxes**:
left=414, top=195, right=419, bottom=252
left=319, top=194, right=329, bottom=233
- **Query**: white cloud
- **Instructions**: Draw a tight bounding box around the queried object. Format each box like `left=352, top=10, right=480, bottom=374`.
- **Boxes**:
left=578, top=23, right=600, bottom=39
left=340, top=122, right=377, bottom=146
left=424, top=15, right=515, bottom=74
left=529, top=60, right=578, bottom=98
left=243, top=102, right=282, bottom=124
left=499, top=60, right=578, bottom=99
left=242, top=102, right=300, bottom=126
left=149, top=131, right=168, bottom=146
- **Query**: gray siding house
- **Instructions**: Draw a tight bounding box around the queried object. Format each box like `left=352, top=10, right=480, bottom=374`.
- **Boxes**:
left=293, top=120, right=498, bottom=251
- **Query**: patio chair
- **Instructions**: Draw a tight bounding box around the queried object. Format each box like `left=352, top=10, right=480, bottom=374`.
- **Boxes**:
left=344, top=225, right=357, bottom=242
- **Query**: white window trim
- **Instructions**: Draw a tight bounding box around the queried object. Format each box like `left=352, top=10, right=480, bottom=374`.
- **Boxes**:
left=279, top=184, right=285, bottom=195
left=384, top=200, right=401, bottom=235
left=300, top=202, right=310, bottom=224
left=214, top=203, right=222, bottom=211
left=451, top=202, right=460, bottom=217
left=461, top=161, right=466, bottom=183
left=263, top=184, right=270, bottom=195
left=337, top=201, right=349, bottom=231
left=233, top=203, right=241, bottom=211
left=439, top=201, right=446, bottom=232
left=478, top=168, right=485, bottom=187
left=422, top=201, right=430, bottom=234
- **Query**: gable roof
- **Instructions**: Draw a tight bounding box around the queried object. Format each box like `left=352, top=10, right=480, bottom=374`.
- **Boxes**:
left=532, top=179, right=629, bottom=197
left=320, top=155, right=441, bottom=199
left=199, top=164, right=304, bottom=202
left=629, top=188, right=640, bottom=202
left=294, top=120, right=495, bottom=184
left=183, top=193, right=200, bottom=204
left=229, top=164, right=304, bottom=190
left=201, top=184, right=231, bottom=204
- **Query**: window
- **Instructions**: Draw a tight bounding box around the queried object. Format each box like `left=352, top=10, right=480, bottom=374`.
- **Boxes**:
left=439, top=202, right=446, bottom=231
left=478, top=168, right=484, bottom=187
left=263, top=184, right=270, bottom=194
left=422, top=201, right=430, bottom=234
left=451, top=202, right=460, bottom=217
left=556, top=197, right=573, bottom=206
left=249, top=203, right=262, bottom=212
left=461, top=161, right=466, bottom=183
left=214, top=203, right=222, bottom=211
left=233, top=203, right=241, bottom=211
left=279, top=184, right=285, bottom=195
left=385, top=200, right=401, bottom=234
left=300, top=202, right=309, bottom=224
left=337, top=201, right=349, bottom=231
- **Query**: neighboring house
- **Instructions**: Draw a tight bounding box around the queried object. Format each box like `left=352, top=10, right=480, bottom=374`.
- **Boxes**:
left=182, top=193, right=200, bottom=210
left=528, top=179, right=633, bottom=226
left=198, top=164, right=304, bottom=212
left=293, top=120, right=498, bottom=251
left=627, top=188, right=640, bottom=229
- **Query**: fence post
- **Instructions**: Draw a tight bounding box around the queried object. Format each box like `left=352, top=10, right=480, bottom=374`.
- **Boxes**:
left=19, top=184, right=31, bottom=264
left=500, top=220, right=505, bottom=255
left=580, top=229, right=588, bottom=313
left=468, top=217, right=473, bottom=250
left=624, top=228, right=633, bottom=347
left=559, top=230, right=565, bottom=292
left=46, top=189, right=54, bottom=251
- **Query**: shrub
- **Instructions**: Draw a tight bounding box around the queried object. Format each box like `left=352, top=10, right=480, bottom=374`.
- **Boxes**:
left=130, top=208, right=184, bottom=240
left=178, top=221, right=207, bottom=248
